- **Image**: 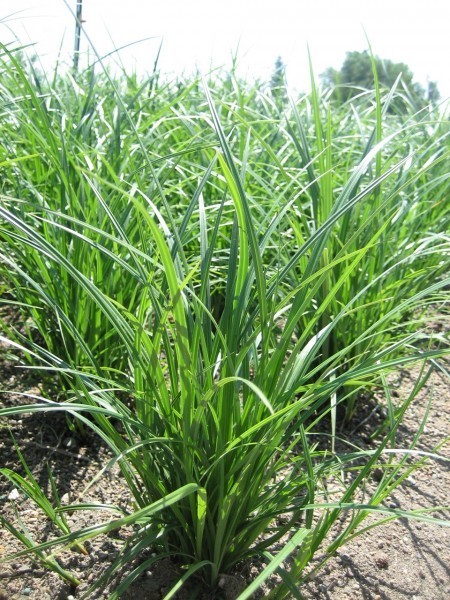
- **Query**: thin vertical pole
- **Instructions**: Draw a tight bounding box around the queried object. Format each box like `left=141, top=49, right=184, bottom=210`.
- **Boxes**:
left=73, top=0, right=83, bottom=72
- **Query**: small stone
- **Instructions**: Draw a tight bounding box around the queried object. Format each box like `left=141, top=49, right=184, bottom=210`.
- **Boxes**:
left=373, top=468, right=384, bottom=482
left=67, top=596, right=75, bottom=600
left=8, top=488, right=20, bottom=501
left=22, top=589, right=31, bottom=596
left=374, top=553, right=389, bottom=569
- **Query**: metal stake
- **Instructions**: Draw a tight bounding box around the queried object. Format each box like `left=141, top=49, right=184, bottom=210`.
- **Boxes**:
left=73, top=0, right=83, bottom=71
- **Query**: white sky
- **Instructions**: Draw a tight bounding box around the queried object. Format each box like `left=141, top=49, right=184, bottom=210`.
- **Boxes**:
left=1, top=0, right=449, bottom=100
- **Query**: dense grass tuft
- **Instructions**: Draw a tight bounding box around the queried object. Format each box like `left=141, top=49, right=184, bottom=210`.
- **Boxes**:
left=0, top=44, right=449, bottom=598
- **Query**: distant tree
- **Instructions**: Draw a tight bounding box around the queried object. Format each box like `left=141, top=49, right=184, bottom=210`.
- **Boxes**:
left=270, top=56, right=287, bottom=108
left=427, top=80, right=440, bottom=104
left=321, top=50, right=440, bottom=110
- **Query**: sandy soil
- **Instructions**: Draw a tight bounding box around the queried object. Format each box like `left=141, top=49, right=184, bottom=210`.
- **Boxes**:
left=0, top=337, right=449, bottom=599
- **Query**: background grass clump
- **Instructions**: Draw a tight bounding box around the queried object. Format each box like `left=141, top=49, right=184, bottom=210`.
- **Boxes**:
left=0, top=43, right=449, bottom=599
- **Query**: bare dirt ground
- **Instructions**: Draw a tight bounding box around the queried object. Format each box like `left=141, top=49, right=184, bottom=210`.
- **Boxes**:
left=0, top=335, right=449, bottom=599
left=301, top=363, right=450, bottom=600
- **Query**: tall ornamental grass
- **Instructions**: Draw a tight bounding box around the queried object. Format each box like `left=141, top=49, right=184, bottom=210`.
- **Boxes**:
left=0, top=44, right=449, bottom=598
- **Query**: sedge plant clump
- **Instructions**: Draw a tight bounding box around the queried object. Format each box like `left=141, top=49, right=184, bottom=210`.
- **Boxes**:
left=0, top=43, right=449, bottom=598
